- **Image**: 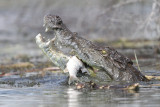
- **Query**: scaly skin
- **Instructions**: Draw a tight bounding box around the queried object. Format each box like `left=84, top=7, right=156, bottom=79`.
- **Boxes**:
left=35, top=35, right=140, bottom=89
left=43, top=14, right=148, bottom=82
left=36, top=33, right=91, bottom=84
left=35, top=33, right=69, bottom=70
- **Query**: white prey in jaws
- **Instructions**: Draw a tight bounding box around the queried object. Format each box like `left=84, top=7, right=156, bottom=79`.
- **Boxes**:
left=64, top=56, right=89, bottom=85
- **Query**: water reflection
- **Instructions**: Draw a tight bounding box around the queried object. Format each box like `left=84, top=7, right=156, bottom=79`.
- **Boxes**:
left=65, top=85, right=141, bottom=107
left=67, top=88, right=81, bottom=107
left=0, top=80, right=160, bottom=107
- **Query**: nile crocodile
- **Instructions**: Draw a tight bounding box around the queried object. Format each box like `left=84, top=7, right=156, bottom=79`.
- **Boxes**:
left=43, top=14, right=148, bottom=82
left=35, top=33, right=140, bottom=91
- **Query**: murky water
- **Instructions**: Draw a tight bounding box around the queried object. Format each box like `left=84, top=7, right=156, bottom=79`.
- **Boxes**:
left=0, top=41, right=160, bottom=107
left=0, top=75, right=160, bottom=107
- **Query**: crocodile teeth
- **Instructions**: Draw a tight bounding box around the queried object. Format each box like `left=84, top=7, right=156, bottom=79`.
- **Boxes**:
left=45, top=27, right=49, bottom=32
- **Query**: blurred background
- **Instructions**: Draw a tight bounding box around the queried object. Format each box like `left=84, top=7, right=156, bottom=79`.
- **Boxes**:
left=0, top=0, right=160, bottom=41
left=0, top=0, right=160, bottom=69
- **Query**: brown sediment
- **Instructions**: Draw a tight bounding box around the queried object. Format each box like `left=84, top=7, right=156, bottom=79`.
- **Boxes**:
left=145, top=75, right=160, bottom=81
left=75, top=81, right=139, bottom=91
left=0, top=61, right=62, bottom=77
left=0, top=62, right=34, bottom=72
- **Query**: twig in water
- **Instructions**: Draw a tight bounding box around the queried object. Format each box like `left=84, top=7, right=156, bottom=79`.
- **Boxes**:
left=134, top=50, right=141, bottom=72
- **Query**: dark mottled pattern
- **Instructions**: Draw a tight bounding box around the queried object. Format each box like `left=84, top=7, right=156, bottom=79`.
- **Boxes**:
left=43, top=14, right=148, bottom=82
left=35, top=34, right=69, bottom=70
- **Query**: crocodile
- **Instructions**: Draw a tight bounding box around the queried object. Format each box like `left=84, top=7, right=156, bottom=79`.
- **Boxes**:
left=35, top=33, right=140, bottom=91
left=36, top=33, right=92, bottom=84
left=43, top=14, right=148, bottom=82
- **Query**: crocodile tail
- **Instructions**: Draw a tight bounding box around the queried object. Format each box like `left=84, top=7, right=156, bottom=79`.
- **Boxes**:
left=68, top=76, right=80, bottom=85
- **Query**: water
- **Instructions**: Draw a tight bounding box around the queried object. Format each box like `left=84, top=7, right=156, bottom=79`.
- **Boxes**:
left=0, top=78, right=160, bottom=107
left=0, top=57, right=160, bottom=107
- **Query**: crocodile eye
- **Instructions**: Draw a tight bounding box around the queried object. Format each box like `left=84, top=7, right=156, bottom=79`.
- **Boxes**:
left=102, top=50, right=107, bottom=54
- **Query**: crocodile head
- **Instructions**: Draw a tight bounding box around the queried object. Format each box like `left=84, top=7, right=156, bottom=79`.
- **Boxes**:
left=43, top=14, right=63, bottom=32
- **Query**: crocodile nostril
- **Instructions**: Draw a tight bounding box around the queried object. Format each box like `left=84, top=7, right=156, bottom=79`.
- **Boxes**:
left=56, top=16, right=59, bottom=18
